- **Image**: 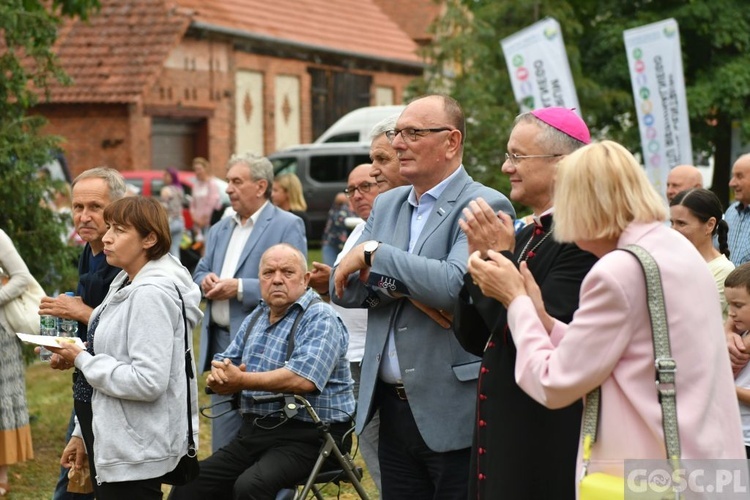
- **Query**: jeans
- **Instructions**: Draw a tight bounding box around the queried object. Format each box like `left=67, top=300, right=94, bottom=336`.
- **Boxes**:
left=169, top=218, right=184, bottom=258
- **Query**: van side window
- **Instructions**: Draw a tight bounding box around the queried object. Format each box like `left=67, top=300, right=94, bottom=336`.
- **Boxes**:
left=271, top=158, right=298, bottom=176
left=309, top=155, right=349, bottom=183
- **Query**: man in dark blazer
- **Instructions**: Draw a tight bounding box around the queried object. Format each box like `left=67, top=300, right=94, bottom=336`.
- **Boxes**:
left=333, top=94, right=514, bottom=498
left=41, top=167, right=126, bottom=500
left=193, top=152, right=307, bottom=452
left=454, top=108, right=598, bottom=499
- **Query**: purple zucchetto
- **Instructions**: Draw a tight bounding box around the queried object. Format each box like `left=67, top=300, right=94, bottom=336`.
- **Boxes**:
left=531, top=107, right=591, bottom=144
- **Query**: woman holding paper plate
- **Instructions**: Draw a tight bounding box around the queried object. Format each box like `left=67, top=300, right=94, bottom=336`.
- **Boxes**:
left=0, top=229, right=35, bottom=497
left=50, top=196, right=202, bottom=499
left=467, top=141, right=745, bottom=494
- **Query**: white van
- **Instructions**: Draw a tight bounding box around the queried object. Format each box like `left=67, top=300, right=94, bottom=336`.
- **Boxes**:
left=314, top=105, right=405, bottom=144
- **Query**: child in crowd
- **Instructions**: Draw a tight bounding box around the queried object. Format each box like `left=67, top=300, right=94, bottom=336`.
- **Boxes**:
left=725, top=262, right=750, bottom=458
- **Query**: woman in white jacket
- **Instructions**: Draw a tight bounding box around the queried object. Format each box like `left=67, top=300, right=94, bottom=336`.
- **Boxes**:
left=52, top=196, right=203, bottom=499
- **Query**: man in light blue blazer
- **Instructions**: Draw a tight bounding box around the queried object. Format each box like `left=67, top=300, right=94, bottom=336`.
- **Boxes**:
left=193, top=152, right=307, bottom=452
left=333, top=95, right=515, bottom=499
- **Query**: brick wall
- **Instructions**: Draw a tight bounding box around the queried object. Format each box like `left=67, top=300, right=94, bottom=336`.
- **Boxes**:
left=34, top=36, right=419, bottom=178
left=36, top=103, right=133, bottom=178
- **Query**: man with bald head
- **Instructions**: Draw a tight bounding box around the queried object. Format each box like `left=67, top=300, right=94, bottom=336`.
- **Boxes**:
left=170, top=243, right=354, bottom=499
left=309, top=163, right=383, bottom=490
left=666, top=164, right=703, bottom=202
left=726, top=154, right=750, bottom=265
left=332, top=94, right=514, bottom=498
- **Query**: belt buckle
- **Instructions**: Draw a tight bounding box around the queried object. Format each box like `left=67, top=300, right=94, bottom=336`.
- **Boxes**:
left=394, top=384, right=407, bottom=401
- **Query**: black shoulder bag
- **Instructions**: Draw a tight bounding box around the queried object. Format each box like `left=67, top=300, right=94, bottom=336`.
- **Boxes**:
left=160, top=285, right=200, bottom=485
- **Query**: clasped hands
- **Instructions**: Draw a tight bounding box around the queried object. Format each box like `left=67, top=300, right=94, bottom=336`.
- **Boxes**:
left=201, top=273, right=239, bottom=301
left=207, top=358, right=247, bottom=395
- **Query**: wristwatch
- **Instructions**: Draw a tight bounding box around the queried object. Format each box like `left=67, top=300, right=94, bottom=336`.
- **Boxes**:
left=363, top=240, right=380, bottom=267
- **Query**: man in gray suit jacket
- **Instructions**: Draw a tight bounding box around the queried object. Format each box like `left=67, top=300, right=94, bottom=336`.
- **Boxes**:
left=193, top=152, right=307, bottom=452
left=333, top=95, right=515, bottom=498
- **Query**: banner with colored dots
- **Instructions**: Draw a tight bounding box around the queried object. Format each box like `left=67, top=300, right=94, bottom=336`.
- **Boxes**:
left=624, top=18, right=693, bottom=198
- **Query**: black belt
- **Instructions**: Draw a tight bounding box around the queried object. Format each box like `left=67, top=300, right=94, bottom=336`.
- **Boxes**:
left=211, top=323, right=230, bottom=333
left=381, top=382, right=408, bottom=401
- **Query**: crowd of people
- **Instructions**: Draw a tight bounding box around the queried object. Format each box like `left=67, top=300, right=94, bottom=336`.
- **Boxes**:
left=2, top=94, right=750, bottom=500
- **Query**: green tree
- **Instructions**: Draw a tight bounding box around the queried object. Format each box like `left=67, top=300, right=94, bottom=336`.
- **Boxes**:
left=579, top=0, right=750, bottom=204
left=415, top=0, right=750, bottom=209
left=410, top=0, right=596, bottom=216
left=0, top=0, right=99, bottom=292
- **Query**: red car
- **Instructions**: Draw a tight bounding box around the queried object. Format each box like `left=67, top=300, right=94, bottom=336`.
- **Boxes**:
left=121, top=170, right=230, bottom=228
left=121, top=170, right=196, bottom=229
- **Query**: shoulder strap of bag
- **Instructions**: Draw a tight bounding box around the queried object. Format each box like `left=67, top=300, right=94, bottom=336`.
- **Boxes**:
left=581, top=244, right=680, bottom=469
left=174, top=285, right=197, bottom=458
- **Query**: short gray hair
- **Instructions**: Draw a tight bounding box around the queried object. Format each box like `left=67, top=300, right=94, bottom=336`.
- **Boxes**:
left=227, top=152, right=274, bottom=199
left=369, top=113, right=400, bottom=140
left=514, top=112, right=587, bottom=155
left=72, top=167, right=127, bottom=201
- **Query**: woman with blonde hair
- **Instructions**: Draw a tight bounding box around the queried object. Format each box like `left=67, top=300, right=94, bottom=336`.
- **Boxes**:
left=272, top=173, right=311, bottom=238
left=468, top=140, right=744, bottom=490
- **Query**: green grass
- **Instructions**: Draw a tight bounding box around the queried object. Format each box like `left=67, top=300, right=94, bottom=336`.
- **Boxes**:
left=10, top=246, right=378, bottom=498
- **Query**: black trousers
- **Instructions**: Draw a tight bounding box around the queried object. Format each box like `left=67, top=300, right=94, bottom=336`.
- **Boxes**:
left=169, top=414, right=349, bottom=500
left=376, top=380, right=471, bottom=500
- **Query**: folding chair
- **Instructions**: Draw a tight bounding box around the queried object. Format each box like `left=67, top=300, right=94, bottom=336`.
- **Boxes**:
left=200, top=391, right=370, bottom=499
left=251, top=394, right=370, bottom=500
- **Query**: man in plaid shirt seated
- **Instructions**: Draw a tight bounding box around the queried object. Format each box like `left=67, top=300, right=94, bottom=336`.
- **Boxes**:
left=170, top=243, right=355, bottom=500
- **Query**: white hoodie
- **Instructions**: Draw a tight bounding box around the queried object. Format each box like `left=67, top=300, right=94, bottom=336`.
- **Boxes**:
left=74, top=254, right=203, bottom=483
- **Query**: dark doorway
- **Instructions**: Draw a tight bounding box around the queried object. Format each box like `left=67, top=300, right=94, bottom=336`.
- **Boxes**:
left=309, top=69, right=372, bottom=141
left=151, top=119, right=207, bottom=171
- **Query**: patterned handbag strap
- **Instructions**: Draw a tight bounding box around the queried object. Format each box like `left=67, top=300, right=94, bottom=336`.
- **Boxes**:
left=581, top=244, right=680, bottom=470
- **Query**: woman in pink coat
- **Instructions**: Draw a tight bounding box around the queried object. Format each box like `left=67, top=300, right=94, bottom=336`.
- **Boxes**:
left=468, top=141, right=745, bottom=488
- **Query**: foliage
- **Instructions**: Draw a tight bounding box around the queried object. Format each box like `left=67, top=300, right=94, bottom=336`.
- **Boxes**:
left=414, top=0, right=750, bottom=208
left=0, top=0, right=99, bottom=293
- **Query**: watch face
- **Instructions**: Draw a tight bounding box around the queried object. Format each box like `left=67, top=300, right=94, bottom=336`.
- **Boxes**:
left=364, top=240, right=379, bottom=252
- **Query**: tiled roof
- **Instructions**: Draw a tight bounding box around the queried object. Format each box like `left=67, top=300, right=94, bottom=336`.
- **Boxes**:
left=172, top=0, right=421, bottom=65
left=42, top=0, right=422, bottom=104
left=372, top=0, right=442, bottom=44
left=46, top=0, right=191, bottom=103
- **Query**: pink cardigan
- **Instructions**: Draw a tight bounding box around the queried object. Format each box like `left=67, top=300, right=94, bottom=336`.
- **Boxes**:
left=508, top=221, right=745, bottom=478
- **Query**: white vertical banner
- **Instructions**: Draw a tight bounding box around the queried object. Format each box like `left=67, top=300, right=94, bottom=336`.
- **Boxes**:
left=624, top=18, right=693, bottom=195
left=500, top=17, right=580, bottom=114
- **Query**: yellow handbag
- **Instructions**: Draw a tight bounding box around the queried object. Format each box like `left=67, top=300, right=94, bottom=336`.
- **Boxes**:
left=580, top=473, right=624, bottom=499
left=579, top=245, right=681, bottom=500
left=579, top=434, right=625, bottom=499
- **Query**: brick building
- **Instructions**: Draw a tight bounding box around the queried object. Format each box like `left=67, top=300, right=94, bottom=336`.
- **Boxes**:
left=35, top=0, right=428, bottom=177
